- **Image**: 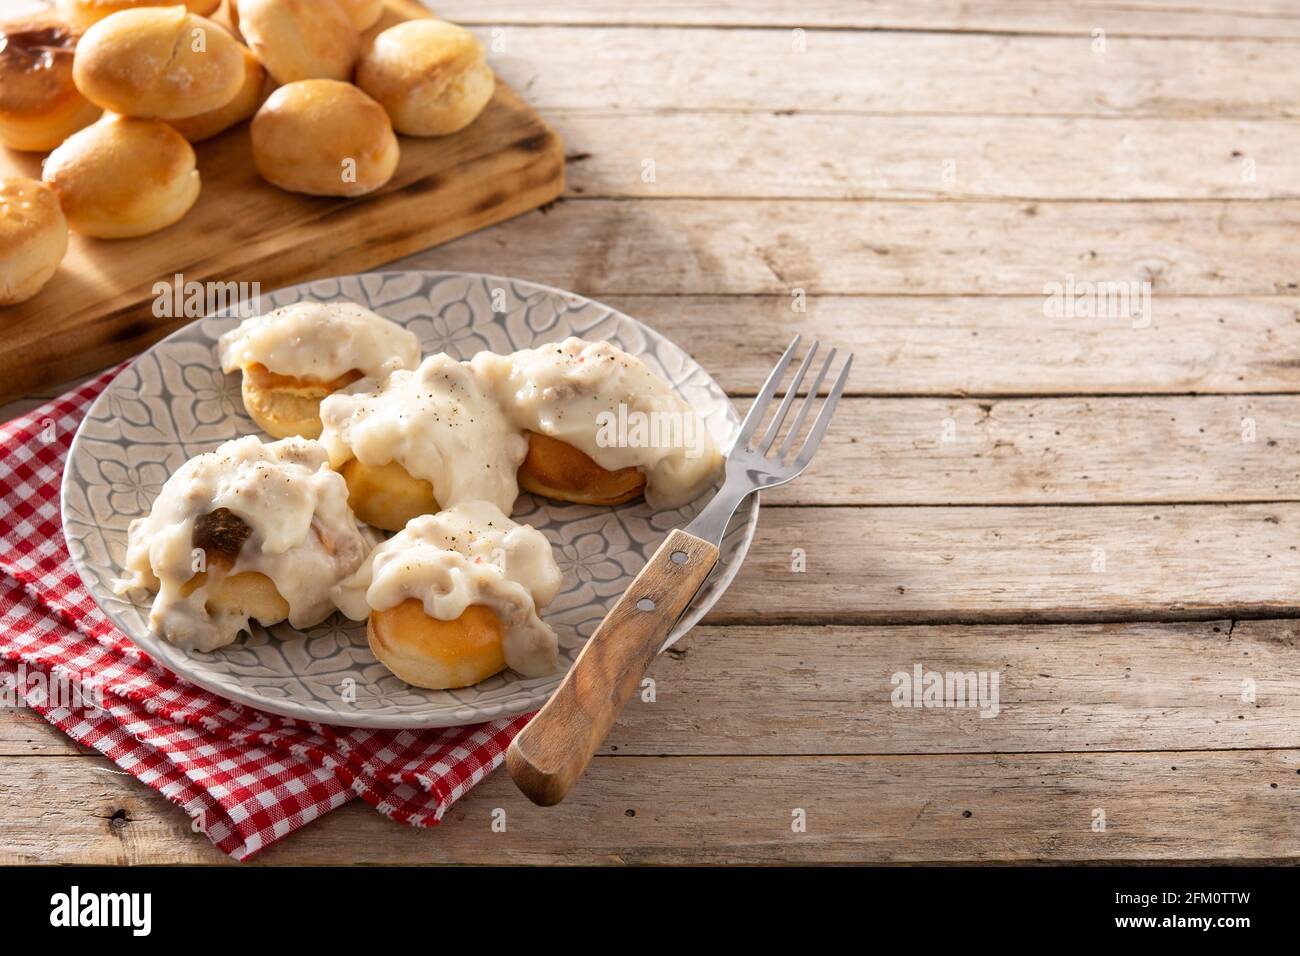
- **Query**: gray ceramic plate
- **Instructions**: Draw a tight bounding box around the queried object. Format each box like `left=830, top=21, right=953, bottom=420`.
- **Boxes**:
left=61, top=272, right=757, bottom=729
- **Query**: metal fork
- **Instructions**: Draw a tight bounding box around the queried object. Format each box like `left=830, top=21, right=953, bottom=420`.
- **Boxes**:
left=508, top=337, right=852, bottom=806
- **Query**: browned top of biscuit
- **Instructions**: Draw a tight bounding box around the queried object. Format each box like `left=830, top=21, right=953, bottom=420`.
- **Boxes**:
left=0, top=177, right=65, bottom=256
left=0, top=15, right=82, bottom=118
left=43, top=114, right=196, bottom=223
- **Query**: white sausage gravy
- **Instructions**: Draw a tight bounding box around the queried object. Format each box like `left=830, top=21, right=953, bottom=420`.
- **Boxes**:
left=318, top=353, right=528, bottom=514
left=218, top=301, right=421, bottom=381
left=471, top=337, right=723, bottom=509
left=332, top=500, right=562, bottom=677
left=114, top=436, right=373, bottom=652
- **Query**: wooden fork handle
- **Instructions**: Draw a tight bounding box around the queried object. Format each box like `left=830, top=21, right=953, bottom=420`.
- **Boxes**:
left=507, top=528, right=720, bottom=806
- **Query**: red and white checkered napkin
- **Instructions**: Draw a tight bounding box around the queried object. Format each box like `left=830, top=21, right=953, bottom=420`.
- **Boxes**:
left=0, top=367, right=528, bottom=860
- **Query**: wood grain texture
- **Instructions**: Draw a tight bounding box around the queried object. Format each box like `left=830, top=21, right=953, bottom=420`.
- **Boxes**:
left=558, top=113, right=1300, bottom=200
left=395, top=198, right=1300, bottom=296
left=6, top=618, right=1296, bottom=758
left=398, top=292, right=1300, bottom=398
left=0, top=710, right=89, bottom=757
left=756, top=394, right=1300, bottom=506
left=478, top=27, right=1300, bottom=117
left=437, top=0, right=1300, bottom=40
left=5, top=749, right=1297, bottom=864
left=6, top=294, right=1300, bottom=412
left=508, top=530, right=719, bottom=805
left=595, top=619, right=1300, bottom=756
left=0, top=1, right=565, bottom=404
left=707, top=504, right=1300, bottom=624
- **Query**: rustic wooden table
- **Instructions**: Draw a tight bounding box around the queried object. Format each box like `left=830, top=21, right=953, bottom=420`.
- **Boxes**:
left=4, top=0, right=1300, bottom=864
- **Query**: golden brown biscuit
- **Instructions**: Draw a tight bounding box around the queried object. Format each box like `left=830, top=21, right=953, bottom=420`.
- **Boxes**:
left=168, top=44, right=268, bottom=143
left=73, top=6, right=245, bottom=120
left=190, top=570, right=291, bottom=626
left=240, top=362, right=362, bottom=440
left=338, top=458, right=439, bottom=532
left=0, top=15, right=101, bottom=152
left=250, top=79, right=399, bottom=197
left=0, top=177, right=68, bottom=306
left=56, top=0, right=221, bottom=30
left=43, top=114, right=200, bottom=238
left=517, top=431, right=648, bottom=506
left=236, top=0, right=360, bottom=85
left=355, top=18, right=494, bottom=136
left=337, top=0, right=384, bottom=32
left=368, top=601, right=508, bottom=690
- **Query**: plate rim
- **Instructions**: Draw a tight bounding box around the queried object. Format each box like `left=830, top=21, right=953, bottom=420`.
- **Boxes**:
left=60, top=269, right=760, bottom=729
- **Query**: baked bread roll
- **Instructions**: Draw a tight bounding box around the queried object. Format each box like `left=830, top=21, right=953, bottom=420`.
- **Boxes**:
left=355, top=18, right=495, bottom=136
left=115, top=436, right=373, bottom=652
left=240, top=363, right=362, bottom=440
left=168, top=43, right=267, bottom=143
left=0, top=177, right=68, bottom=306
left=218, top=300, right=421, bottom=439
left=368, top=601, right=508, bottom=691
left=319, top=353, right=528, bottom=529
left=250, top=79, right=399, bottom=197
left=518, top=430, right=647, bottom=506
left=73, top=6, right=245, bottom=120
left=0, top=14, right=101, bottom=152
left=472, top=338, right=724, bottom=510
left=337, top=0, right=384, bottom=32
left=43, top=113, right=200, bottom=238
left=236, top=0, right=360, bottom=85
left=56, top=0, right=220, bottom=30
left=333, top=501, right=563, bottom=689
left=337, top=458, right=438, bottom=533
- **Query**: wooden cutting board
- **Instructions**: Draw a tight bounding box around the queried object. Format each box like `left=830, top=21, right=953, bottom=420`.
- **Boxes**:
left=0, top=0, right=564, bottom=402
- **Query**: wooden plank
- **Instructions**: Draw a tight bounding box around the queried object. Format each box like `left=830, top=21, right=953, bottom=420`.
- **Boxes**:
left=0, top=399, right=47, bottom=423
left=599, top=294, right=1300, bottom=397
left=439, top=1, right=1300, bottom=40
left=8, top=294, right=1300, bottom=415
left=478, top=27, right=1300, bottom=118
left=6, top=619, right=1296, bottom=758
left=0, top=2, right=566, bottom=405
left=609, top=620, right=1300, bottom=755
left=397, top=198, right=1300, bottom=296
left=758, top=394, right=1300, bottom=506
left=19, top=390, right=1300, bottom=506
left=3, top=749, right=1296, bottom=863
left=707, top=503, right=1300, bottom=624
left=558, top=113, right=1300, bottom=200
left=0, top=709, right=88, bottom=757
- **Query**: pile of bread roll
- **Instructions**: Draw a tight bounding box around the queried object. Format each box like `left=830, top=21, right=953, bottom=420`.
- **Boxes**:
left=0, top=0, right=496, bottom=305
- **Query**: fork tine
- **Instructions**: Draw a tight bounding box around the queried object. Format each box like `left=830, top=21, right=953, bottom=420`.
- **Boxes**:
left=793, top=353, right=853, bottom=467
left=777, top=346, right=836, bottom=459
left=735, top=335, right=800, bottom=449
left=756, top=340, right=819, bottom=453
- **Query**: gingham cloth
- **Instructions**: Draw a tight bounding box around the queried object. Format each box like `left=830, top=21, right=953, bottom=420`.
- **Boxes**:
left=0, top=366, right=528, bottom=860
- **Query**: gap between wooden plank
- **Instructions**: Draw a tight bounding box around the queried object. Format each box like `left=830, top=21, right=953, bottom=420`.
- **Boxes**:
left=434, top=1, right=1300, bottom=41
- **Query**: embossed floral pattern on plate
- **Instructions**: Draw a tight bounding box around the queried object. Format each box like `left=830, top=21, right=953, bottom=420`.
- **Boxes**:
left=61, top=272, right=758, bottom=729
